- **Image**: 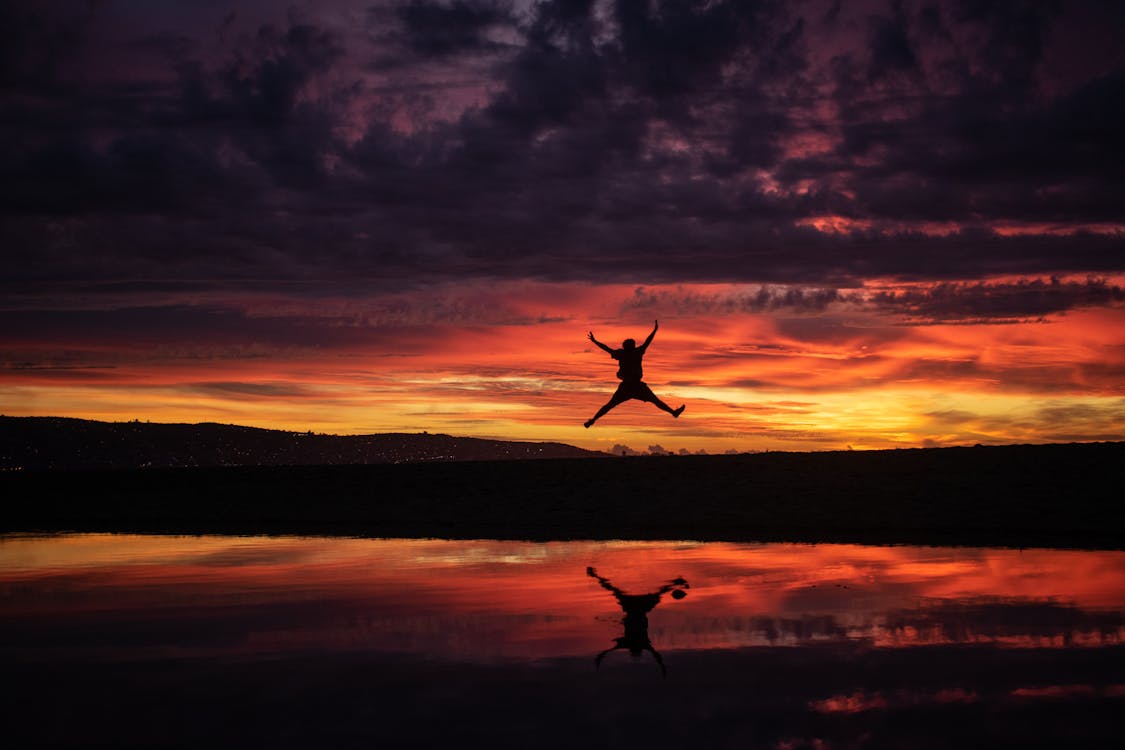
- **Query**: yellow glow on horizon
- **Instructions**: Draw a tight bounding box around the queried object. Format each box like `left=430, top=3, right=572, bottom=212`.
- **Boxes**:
left=3, top=281, right=1122, bottom=453
left=8, top=382, right=1118, bottom=455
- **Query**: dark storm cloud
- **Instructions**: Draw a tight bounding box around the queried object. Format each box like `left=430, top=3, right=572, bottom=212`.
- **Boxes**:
left=395, top=0, right=511, bottom=57
left=622, top=284, right=845, bottom=315
left=2, top=0, right=1124, bottom=299
left=0, top=0, right=92, bottom=92
left=0, top=13, right=345, bottom=215
left=812, top=69, right=1125, bottom=224
left=865, top=3, right=919, bottom=82
left=613, top=276, right=1123, bottom=323
left=793, top=1, right=1125, bottom=227
left=0, top=305, right=395, bottom=353
left=868, top=276, right=1125, bottom=323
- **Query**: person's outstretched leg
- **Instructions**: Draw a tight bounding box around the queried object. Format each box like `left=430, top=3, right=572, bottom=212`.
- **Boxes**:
left=586, top=392, right=629, bottom=428
left=640, top=384, right=685, bottom=419
left=585, top=402, right=610, bottom=428
left=650, top=397, right=685, bottom=418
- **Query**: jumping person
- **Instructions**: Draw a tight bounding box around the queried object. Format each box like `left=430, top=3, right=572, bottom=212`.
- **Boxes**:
left=585, top=319, right=684, bottom=428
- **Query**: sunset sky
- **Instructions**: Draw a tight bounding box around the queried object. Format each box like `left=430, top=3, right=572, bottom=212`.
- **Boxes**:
left=2, top=0, right=1123, bottom=453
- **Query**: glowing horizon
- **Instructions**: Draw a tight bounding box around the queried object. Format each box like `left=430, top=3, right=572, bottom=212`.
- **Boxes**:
left=4, top=277, right=1122, bottom=454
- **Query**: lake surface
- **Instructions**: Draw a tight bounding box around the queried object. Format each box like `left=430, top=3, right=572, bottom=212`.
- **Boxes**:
left=3, top=535, right=1124, bottom=748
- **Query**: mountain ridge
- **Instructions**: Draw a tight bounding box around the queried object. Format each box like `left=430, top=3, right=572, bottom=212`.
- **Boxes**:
left=0, top=416, right=609, bottom=469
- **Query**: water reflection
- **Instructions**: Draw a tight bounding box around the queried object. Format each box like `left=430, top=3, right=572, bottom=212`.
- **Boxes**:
left=587, top=566, right=689, bottom=675
left=2, top=535, right=1124, bottom=658
left=3, top=535, right=1124, bottom=748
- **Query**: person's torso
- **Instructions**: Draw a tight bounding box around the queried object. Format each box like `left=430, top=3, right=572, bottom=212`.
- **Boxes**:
left=614, top=349, right=643, bottom=381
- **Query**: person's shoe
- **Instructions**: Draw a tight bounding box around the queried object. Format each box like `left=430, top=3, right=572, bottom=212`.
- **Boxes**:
left=584, top=419, right=595, bottom=428
left=672, top=405, right=685, bottom=418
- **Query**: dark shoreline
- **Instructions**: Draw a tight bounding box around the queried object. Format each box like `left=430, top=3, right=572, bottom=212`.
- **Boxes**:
left=3, top=442, right=1122, bottom=549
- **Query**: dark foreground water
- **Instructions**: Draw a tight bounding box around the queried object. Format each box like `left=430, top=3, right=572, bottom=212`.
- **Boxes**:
left=3, top=535, right=1123, bottom=749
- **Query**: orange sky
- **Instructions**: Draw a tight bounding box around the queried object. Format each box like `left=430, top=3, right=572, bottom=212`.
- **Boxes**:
left=3, top=278, right=1122, bottom=453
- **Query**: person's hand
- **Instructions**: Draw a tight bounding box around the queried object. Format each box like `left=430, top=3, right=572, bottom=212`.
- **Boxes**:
left=587, top=331, right=595, bottom=342
left=654, top=319, right=659, bottom=329
left=586, top=566, right=597, bottom=576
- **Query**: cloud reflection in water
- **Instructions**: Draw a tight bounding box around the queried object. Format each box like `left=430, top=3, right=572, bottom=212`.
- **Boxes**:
left=3, top=535, right=1124, bottom=748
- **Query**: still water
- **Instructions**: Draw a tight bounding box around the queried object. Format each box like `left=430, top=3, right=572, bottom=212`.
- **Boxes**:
left=3, top=535, right=1124, bottom=748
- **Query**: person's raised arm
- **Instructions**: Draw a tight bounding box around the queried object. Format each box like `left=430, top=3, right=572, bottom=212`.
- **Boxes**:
left=587, top=566, right=625, bottom=597
left=639, top=320, right=658, bottom=352
left=587, top=331, right=614, bottom=355
left=653, top=576, right=689, bottom=596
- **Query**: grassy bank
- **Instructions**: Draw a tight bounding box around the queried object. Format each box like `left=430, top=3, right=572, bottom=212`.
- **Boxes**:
left=3, top=442, right=1122, bottom=549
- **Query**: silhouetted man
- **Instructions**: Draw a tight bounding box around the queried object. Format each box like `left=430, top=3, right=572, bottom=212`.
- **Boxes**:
left=587, top=566, right=689, bottom=677
left=585, top=320, right=685, bottom=428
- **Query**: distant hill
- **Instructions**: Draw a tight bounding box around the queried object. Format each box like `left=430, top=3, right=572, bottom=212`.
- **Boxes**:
left=0, top=416, right=609, bottom=469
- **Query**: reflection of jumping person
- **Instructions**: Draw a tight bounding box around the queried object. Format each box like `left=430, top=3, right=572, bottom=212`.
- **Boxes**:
left=587, top=566, right=689, bottom=677
left=585, top=320, right=685, bottom=428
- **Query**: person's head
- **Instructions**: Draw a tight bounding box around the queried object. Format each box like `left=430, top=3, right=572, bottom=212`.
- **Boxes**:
left=622, top=338, right=636, bottom=350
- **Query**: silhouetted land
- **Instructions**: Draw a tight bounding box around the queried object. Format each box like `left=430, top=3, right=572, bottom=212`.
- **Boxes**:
left=3, top=438, right=1121, bottom=549
left=0, top=416, right=607, bottom=468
